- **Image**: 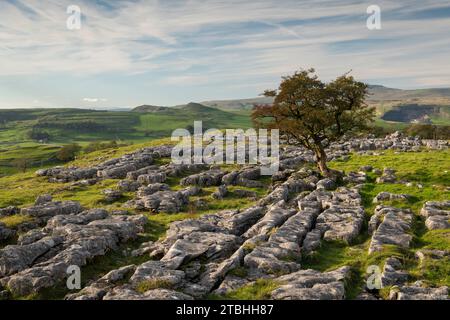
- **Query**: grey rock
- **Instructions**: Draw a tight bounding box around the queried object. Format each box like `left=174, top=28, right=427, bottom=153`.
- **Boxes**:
left=244, top=204, right=296, bottom=239
left=0, top=214, right=146, bottom=296
left=373, top=192, right=410, bottom=203
left=137, top=171, right=166, bottom=185
left=0, top=223, right=15, bottom=242
left=316, top=178, right=336, bottom=190
left=20, top=201, right=83, bottom=223
left=161, top=232, right=241, bottom=269
left=271, top=266, right=350, bottom=300
left=359, top=165, right=373, bottom=172
left=233, top=189, right=258, bottom=199
left=66, top=265, right=136, bottom=300
left=213, top=275, right=250, bottom=296
left=376, top=168, right=397, bottom=184
left=136, top=183, right=171, bottom=197
left=35, top=194, right=52, bottom=205
left=129, top=260, right=185, bottom=289
left=389, top=285, right=448, bottom=300
left=181, top=170, right=225, bottom=187
left=369, top=206, right=413, bottom=254
left=380, top=257, right=408, bottom=288
left=0, top=206, right=20, bottom=217
left=420, top=201, right=450, bottom=230
left=117, top=180, right=140, bottom=192
left=217, top=206, right=264, bottom=236
left=103, top=287, right=193, bottom=300
left=301, top=229, right=322, bottom=254
left=0, top=236, right=63, bottom=277
left=212, top=185, right=228, bottom=200
left=102, top=189, right=123, bottom=203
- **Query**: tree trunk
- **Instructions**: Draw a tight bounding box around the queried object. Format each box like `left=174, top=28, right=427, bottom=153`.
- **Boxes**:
left=314, top=145, right=330, bottom=177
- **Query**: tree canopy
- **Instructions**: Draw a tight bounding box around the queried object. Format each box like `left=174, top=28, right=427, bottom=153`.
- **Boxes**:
left=252, top=68, right=375, bottom=176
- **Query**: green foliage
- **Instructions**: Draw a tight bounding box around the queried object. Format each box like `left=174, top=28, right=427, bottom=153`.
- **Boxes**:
left=404, top=123, right=450, bottom=139
left=83, top=141, right=122, bottom=153
left=252, top=68, right=375, bottom=175
left=0, top=107, right=251, bottom=177
left=11, top=158, right=31, bottom=173
left=56, top=144, right=82, bottom=162
left=27, top=129, right=50, bottom=141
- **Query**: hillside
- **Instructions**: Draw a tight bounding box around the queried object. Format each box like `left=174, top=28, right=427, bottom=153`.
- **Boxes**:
left=0, top=135, right=448, bottom=300
left=0, top=106, right=251, bottom=176
left=1, top=88, right=449, bottom=177
left=200, top=86, right=450, bottom=126
left=132, top=105, right=170, bottom=113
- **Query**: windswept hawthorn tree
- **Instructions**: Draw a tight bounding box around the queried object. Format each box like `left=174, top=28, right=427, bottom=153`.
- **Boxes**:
left=252, top=69, right=375, bottom=176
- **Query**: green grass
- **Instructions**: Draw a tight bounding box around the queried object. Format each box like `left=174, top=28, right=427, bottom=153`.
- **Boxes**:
left=1, top=129, right=449, bottom=300
left=0, top=214, right=33, bottom=228
left=136, top=279, right=174, bottom=293
left=0, top=107, right=252, bottom=177
left=218, top=279, right=281, bottom=300
left=295, top=150, right=450, bottom=298
left=330, top=149, right=450, bottom=212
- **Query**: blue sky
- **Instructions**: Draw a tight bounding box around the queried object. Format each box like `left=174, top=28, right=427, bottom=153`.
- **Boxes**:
left=0, top=0, right=450, bottom=108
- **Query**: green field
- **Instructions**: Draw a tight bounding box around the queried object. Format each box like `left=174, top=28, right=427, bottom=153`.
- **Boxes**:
left=0, top=106, right=252, bottom=176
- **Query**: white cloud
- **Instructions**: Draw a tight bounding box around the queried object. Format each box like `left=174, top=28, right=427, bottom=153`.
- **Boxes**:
left=0, top=0, right=449, bottom=92
left=83, top=98, right=107, bottom=103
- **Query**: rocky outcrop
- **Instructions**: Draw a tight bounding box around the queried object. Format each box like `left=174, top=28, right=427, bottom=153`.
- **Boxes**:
left=20, top=201, right=83, bottom=223
left=373, top=192, right=411, bottom=203
left=130, top=188, right=196, bottom=213
left=0, top=206, right=20, bottom=218
left=376, top=168, right=397, bottom=184
left=389, top=283, right=448, bottom=300
left=0, top=224, right=15, bottom=242
left=103, top=287, right=193, bottom=300
left=380, top=257, right=408, bottom=288
left=102, top=189, right=123, bottom=203
left=420, top=201, right=450, bottom=230
left=343, top=171, right=367, bottom=184
left=16, top=135, right=448, bottom=301
left=222, top=167, right=264, bottom=188
left=368, top=206, right=413, bottom=254
left=271, top=266, right=350, bottom=300
left=181, top=170, right=226, bottom=187
left=36, top=146, right=173, bottom=182
left=66, top=264, right=136, bottom=300
left=244, top=205, right=318, bottom=275
left=136, top=172, right=167, bottom=185
left=0, top=210, right=146, bottom=296
left=300, top=188, right=365, bottom=246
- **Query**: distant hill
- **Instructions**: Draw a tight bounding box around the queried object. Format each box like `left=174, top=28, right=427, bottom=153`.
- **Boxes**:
left=174, top=102, right=237, bottom=116
left=132, top=102, right=242, bottom=118
left=366, top=86, right=450, bottom=125
left=197, top=86, right=450, bottom=126
left=367, top=85, right=450, bottom=102
left=201, top=97, right=273, bottom=111
left=133, top=105, right=170, bottom=113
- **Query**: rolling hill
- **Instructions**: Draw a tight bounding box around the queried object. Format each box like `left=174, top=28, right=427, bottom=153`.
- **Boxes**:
left=0, top=105, right=252, bottom=176
left=199, top=86, right=450, bottom=126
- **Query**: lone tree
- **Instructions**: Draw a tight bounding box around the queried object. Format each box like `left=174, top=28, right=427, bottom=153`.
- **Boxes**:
left=12, top=158, right=30, bottom=173
left=252, top=69, right=375, bottom=176
left=57, top=144, right=82, bottom=162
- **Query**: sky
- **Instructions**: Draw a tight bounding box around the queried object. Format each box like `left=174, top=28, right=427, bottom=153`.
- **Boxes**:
left=0, top=0, right=450, bottom=109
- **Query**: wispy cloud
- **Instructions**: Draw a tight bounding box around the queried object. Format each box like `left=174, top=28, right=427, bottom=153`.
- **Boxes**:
left=0, top=0, right=449, bottom=108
